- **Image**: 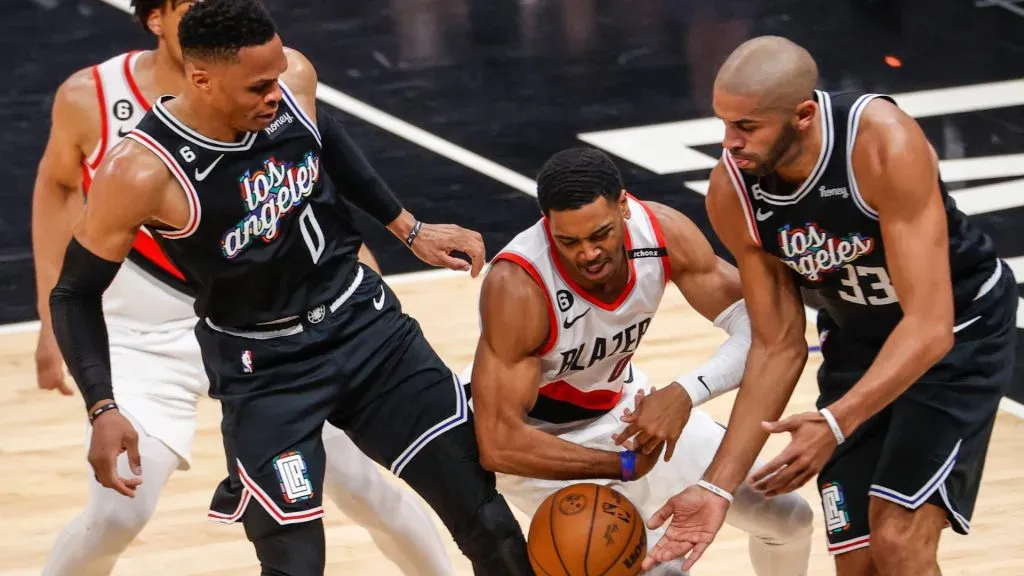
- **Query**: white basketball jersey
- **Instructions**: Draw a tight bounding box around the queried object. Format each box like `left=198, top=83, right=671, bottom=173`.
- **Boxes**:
left=84, top=51, right=195, bottom=329
left=493, top=195, right=670, bottom=423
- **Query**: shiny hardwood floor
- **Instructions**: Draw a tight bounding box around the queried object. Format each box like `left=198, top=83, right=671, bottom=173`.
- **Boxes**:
left=2, top=273, right=1022, bottom=575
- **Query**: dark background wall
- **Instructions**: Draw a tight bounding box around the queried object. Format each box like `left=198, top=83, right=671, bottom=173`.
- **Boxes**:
left=4, top=0, right=1023, bottom=399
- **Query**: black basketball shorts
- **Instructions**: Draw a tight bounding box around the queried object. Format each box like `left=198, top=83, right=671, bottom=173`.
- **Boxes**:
left=814, top=261, right=1017, bottom=555
left=196, top=263, right=470, bottom=535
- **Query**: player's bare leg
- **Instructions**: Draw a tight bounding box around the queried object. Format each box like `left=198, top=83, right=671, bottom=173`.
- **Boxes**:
left=834, top=548, right=880, bottom=576
left=868, top=498, right=945, bottom=576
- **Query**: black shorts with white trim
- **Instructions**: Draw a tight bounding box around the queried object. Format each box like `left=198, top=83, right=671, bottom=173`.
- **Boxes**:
left=813, top=260, right=1017, bottom=555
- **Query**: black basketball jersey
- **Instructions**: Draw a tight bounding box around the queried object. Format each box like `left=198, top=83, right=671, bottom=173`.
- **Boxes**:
left=723, top=90, right=999, bottom=343
left=125, top=82, right=362, bottom=328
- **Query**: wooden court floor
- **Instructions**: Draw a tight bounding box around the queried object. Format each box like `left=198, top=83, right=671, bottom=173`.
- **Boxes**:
left=1, top=273, right=1022, bottom=575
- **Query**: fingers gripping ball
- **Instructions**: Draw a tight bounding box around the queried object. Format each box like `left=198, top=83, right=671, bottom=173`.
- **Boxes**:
left=528, top=483, right=646, bottom=575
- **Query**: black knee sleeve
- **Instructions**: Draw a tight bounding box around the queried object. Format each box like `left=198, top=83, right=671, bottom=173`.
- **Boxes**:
left=244, top=507, right=325, bottom=576
left=455, top=494, right=533, bottom=576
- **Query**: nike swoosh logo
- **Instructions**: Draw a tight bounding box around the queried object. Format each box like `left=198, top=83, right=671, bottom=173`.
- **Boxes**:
left=953, top=315, right=982, bottom=333
left=562, top=308, right=590, bottom=329
left=372, top=285, right=386, bottom=311
left=117, top=126, right=132, bottom=138
left=195, top=154, right=224, bottom=181
left=755, top=208, right=773, bottom=221
left=697, top=375, right=711, bottom=395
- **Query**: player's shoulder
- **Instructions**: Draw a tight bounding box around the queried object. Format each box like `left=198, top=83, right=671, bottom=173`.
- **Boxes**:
left=281, top=47, right=318, bottom=96
left=479, top=258, right=551, bottom=352
left=853, top=96, right=932, bottom=171
left=99, top=136, right=173, bottom=189
left=481, top=258, right=549, bottom=317
left=703, top=160, right=741, bottom=218
left=54, top=66, right=102, bottom=119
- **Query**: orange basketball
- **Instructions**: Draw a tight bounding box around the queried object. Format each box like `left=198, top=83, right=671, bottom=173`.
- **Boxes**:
left=527, top=483, right=647, bottom=575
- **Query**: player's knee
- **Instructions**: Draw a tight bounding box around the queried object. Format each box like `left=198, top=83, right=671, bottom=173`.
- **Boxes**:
left=867, top=505, right=939, bottom=573
left=452, top=493, right=530, bottom=573
left=86, top=499, right=155, bottom=547
left=754, top=491, right=815, bottom=544
left=248, top=515, right=326, bottom=576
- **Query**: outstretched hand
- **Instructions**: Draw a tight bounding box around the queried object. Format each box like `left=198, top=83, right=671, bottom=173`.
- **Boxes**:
left=408, top=222, right=487, bottom=277
left=748, top=411, right=837, bottom=497
left=643, top=484, right=730, bottom=571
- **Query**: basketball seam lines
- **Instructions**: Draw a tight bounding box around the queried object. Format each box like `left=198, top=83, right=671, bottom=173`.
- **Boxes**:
left=549, top=495, right=573, bottom=576
left=582, top=483, right=600, bottom=576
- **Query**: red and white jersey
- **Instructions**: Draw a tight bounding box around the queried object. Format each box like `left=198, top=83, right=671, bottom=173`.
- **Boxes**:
left=493, top=195, right=670, bottom=423
left=83, top=51, right=195, bottom=329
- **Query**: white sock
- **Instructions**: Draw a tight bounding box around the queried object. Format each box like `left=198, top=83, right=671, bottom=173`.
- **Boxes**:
left=321, top=425, right=454, bottom=576
left=41, top=419, right=180, bottom=576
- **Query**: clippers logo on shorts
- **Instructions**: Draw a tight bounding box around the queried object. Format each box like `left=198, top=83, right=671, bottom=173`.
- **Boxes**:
left=273, top=450, right=314, bottom=503
left=821, top=482, right=851, bottom=534
left=221, top=152, right=321, bottom=259
left=777, top=223, right=874, bottom=282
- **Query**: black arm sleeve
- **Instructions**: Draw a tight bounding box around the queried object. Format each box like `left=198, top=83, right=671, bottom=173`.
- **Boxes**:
left=49, top=237, right=122, bottom=411
left=316, top=103, right=404, bottom=226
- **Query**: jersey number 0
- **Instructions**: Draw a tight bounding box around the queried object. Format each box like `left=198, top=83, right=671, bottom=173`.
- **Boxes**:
left=299, top=205, right=326, bottom=263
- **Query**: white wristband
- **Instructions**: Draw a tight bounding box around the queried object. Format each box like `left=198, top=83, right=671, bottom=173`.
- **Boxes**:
left=697, top=479, right=734, bottom=503
left=819, top=407, right=846, bottom=445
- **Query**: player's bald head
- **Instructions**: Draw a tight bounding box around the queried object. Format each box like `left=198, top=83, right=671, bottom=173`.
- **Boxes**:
left=714, top=36, right=818, bottom=110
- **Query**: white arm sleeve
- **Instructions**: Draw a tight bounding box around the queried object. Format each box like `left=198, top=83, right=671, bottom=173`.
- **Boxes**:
left=678, top=299, right=752, bottom=407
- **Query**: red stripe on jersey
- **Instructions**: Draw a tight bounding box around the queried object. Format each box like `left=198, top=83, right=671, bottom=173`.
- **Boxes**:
left=629, top=194, right=671, bottom=284
left=135, top=229, right=186, bottom=280
left=123, top=51, right=152, bottom=111
left=88, top=65, right=108, bottom=171
left=538, top=379, right=623, bottom=411
left=492, top=252, right=558, bottom=355
left=543, top=220, right=637, bottom=311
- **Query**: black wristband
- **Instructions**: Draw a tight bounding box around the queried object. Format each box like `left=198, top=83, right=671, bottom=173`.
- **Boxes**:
left=405, top=220, right=423, bottom=246
left=89, top=402, right=118, bottom=424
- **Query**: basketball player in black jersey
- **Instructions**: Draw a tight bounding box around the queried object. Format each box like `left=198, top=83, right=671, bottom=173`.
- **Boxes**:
left=641, top=36, right=1018, bottom=575
left=47, top=1, right=532, bottom=574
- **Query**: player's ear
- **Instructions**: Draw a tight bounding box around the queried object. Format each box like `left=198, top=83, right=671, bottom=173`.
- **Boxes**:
left=795, top=99, right=817, bottom=131
left=618, top=189, right=630, bottom=219
left=189, top=64, right=211, bottom=93
left=146, top=8, right=163, bottom=36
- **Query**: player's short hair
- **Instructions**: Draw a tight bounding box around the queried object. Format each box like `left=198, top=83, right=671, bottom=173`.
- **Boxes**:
left=178, top=0, right=277, bottom=62
left=130, top=0, right=189, bottom=35
left=536, top=148, right=624, bottom=215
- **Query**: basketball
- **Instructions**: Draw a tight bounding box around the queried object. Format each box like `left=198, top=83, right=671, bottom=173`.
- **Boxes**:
left=527, top=483, right=647, bottom=575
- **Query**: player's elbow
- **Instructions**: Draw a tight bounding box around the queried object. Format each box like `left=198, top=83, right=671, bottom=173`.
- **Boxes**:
left=475, top=416, right=523, bottom=474
left=920, top=317, right=955, bottom=364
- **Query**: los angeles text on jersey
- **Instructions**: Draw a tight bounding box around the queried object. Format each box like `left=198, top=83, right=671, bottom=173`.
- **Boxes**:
left=555, top=318, right=651, bottom=379
left=777, top=222, right=875, bottom=281
left=221, top=152, right=321, bottom=259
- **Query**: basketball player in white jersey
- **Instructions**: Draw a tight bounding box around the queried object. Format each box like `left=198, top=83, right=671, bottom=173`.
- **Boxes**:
left=30, top=1, right=452, bottom=574
left=463, top=147, right=814, bottom=575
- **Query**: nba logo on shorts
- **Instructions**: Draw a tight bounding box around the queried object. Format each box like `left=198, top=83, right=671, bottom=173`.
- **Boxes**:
left=241, top=350, right=253, bottom=374
left=273, top=450, right=314, bottom=503
left=821, top=482, right=850, bottom=534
